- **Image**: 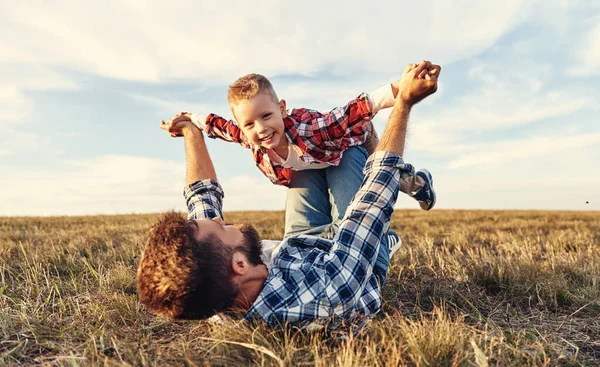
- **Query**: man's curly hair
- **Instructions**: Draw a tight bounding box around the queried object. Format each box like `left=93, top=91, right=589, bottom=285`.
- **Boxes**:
left=136, top=211, right=238, bottom=319
left=227, top=73, right=279, bottom=109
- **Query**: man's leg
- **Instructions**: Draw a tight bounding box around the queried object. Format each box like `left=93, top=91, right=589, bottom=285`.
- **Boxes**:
left=284, top=169, right=333, bottom=239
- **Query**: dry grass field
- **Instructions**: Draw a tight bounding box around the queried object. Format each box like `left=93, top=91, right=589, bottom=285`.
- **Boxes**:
left=1, top=210, right=599, bottom=366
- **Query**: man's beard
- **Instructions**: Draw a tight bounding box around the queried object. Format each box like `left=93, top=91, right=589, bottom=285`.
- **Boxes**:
left=234, top=224, right=262, bottom=266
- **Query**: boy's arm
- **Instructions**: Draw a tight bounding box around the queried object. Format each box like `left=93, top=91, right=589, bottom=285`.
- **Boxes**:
left=169, top=112, right=250, bottom=148
left=369, top=84, right=396, bottom=115
left=320, top=83, right=394, bottom=119
left=314, top=64, right=440, bottom=142
left=310, top=85, right=398, bottom=142
left=306, top=93, right=374, bottom=142
left=324, top=63, right=436, bottom=118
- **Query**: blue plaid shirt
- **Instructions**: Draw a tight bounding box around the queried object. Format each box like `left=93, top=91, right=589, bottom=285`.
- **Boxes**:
left=184, top=151, right=410, bottom=326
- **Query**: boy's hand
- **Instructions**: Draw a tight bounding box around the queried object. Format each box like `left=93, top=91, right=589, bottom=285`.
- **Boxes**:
left=160, top=112, right=194, bottom=137
left=396, top=60, right=441, bottom=106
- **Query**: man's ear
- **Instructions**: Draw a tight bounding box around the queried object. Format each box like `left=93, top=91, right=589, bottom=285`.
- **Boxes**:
left=231, top=252, right=250, bottom=276
left=279, top=99, right=287, bottom=117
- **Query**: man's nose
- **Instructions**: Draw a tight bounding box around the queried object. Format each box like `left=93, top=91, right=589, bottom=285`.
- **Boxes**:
left=212, top=217, right=224, bottom=225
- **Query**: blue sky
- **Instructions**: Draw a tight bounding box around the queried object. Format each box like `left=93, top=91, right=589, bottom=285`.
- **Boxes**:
left=1, top=0, right=599, bottom=216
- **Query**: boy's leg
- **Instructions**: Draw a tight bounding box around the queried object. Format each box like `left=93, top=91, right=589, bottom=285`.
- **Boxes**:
left=325, top=145, right=370, bottom=229
left=284, top=169, right=333, bottom=239
left=361, top=121, right=379, bottom=156
left=326, top=145, right=401, bottom=280
left=399, top=168, right=436, bottom=211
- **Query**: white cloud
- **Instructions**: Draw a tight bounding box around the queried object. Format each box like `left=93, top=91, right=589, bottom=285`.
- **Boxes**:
left=450, top=62, right=592, bottom=129
left=0, top=155, right=183, bottom=216
left=221, top=176, right=286, bottom=212
left=0, top=0, right=534, bottom=156
left=2, top=134, right=597, bottom=216
left=0, top=155, right=286, bottom=216
left=127, top=94, right=222, bottom=119
left=418, top=89, right=591, bottom=133
left=447, top=133, right=600, bottom=169
left=0, top=131, right=54, bottom=157
left=569, top=22, right=600, bottom=76
left=402, top=56, right=598, bottom=157
left=2, top=0, right=600, bottom=215
left=1, top=0, right=528, bottom=83
left=0, top=86, right=30, bottom=124
left=394, top=131, right=600, bottom=211
left=0, top=64, right=78, bottom=125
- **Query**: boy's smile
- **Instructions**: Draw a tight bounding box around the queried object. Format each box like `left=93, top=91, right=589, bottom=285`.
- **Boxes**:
left=232, top=93, right=288, bottom=152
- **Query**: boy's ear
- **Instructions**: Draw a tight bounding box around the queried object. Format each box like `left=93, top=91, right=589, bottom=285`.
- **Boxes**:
left=279, top=99, right=287, bottom=116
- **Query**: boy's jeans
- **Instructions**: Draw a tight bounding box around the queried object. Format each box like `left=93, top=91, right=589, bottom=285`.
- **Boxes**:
left=283, top=146, right=395, bottom=281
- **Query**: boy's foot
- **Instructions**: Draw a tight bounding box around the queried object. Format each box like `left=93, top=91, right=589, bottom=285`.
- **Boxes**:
left=411, top=169, right=436, bottom=210
left=362, top=121, right=379, bottom=156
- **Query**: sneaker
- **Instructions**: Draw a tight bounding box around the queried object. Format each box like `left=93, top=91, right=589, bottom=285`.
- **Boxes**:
left=411, top=169, right=436, bottom=210
left=387, top=232, right=403, bottom=257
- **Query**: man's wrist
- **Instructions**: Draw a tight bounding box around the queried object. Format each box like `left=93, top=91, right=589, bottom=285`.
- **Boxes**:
left=182, top=123, right=200, bottom=136
left=395, top=97, right=412, bottom=111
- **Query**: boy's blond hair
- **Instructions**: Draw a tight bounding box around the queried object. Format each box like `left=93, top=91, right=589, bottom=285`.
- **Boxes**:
left=227, top=73, right=279, bottom=107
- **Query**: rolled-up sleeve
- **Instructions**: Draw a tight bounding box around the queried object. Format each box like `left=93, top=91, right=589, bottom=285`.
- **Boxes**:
left=184, top=179, right=225, bottom=220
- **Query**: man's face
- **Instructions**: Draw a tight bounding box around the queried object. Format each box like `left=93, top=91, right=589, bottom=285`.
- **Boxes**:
left=232, top=93, right=287, bottom=150
left=192, top=217, right=242, bottom=247
left=191, top=218, right=263, bottom=266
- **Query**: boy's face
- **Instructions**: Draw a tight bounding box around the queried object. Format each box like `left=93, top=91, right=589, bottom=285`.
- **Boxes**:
left=232, top=93, right=287, bottom=150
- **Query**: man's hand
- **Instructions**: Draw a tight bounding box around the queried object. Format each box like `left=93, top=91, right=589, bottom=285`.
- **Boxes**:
left=376, top=61, right=441, bottom=156
left=391, top=61, right=441, bottom=105
left=391, top=62, right=437, bottom=96
left=160, top=112, right=193, bottom=137
left=397, top=61, right=440, bottom=106
left=159, top=112, right=216, bottom=183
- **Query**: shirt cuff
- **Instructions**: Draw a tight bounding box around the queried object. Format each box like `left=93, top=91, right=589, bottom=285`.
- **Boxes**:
left=189, top=113, right=207, bottom=130
left=183, top=178, right=224, bottom=204
left=362, top=151, right=407, bottom=175
left=368, top=84, right=395, bottom=115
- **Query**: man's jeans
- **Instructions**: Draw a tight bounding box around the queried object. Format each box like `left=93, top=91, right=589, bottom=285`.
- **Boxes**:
left=283, top=146, right=394, bottom=281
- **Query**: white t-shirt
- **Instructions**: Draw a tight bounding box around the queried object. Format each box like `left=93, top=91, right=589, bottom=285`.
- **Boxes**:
left=259, top=239, right=284, bottom=270
left=267, top=144, right=330, bottom=170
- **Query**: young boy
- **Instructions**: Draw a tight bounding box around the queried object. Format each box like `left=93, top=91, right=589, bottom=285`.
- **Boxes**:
left=165, top=68, right=437, bottom=215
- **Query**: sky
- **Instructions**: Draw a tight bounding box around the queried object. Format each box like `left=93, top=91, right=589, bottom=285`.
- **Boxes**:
left=1, top=0, right=599, bottom=216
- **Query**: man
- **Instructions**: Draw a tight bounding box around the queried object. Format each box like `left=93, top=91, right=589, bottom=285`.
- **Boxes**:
left=137, top=61, right=440, bottom=326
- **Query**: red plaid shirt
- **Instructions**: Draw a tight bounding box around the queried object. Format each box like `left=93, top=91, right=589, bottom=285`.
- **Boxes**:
left=197, top=93, right=375, bottom=186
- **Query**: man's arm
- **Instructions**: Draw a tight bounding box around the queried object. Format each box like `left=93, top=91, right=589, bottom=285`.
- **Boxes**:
left=181, top=123, right=217, bottom=185
left=324, top=61, right=440, bottom=304
left=378, top=62, right=440, bottom=156
left=160, top=119, right=225, bottom=220
left=375, top=101, right=410, bottom=156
